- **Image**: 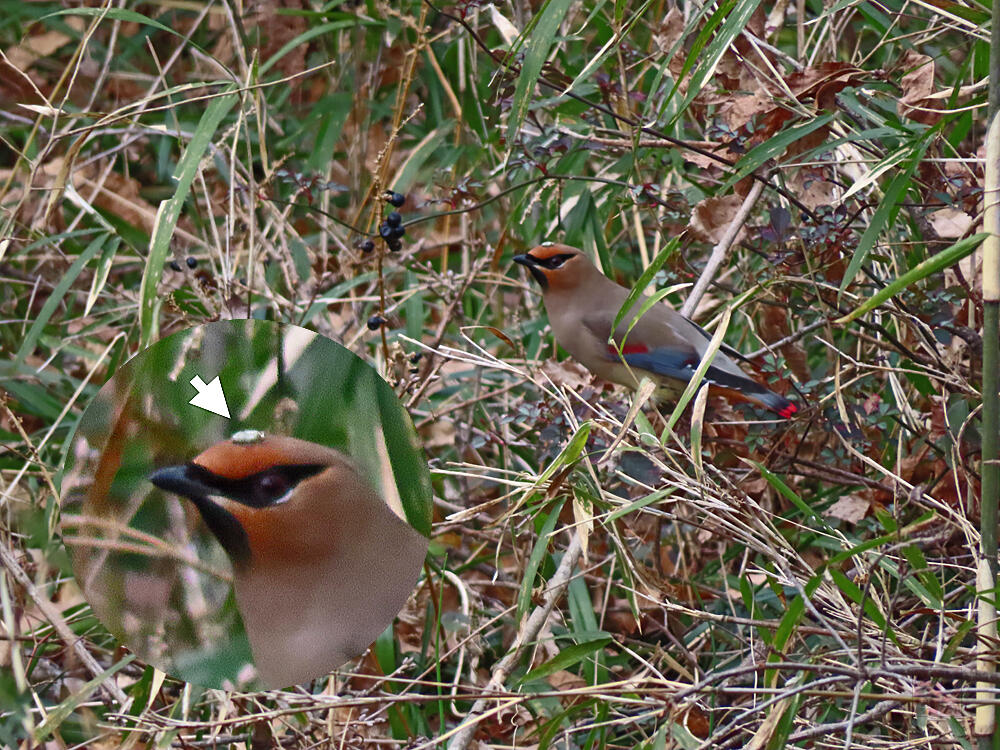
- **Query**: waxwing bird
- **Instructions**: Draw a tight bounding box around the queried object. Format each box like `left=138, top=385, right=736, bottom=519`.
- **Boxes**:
left=149, top=430, right=428, bottom=688
left=514, top=244, right=797, bottom=418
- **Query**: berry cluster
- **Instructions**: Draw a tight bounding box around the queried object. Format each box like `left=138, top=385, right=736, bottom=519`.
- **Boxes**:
left=359, top=191, right=407, bottom=255
left=167, top=256, right=198, bottom=272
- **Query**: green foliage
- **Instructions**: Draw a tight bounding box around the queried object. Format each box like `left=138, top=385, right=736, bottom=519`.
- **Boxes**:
left=0, top=0, right=989, bottom=744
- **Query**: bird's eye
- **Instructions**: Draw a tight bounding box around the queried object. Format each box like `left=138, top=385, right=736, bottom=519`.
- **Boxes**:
left=549, top=255, right=568, bottom=268
left=258, top=473, right=290, bottom=502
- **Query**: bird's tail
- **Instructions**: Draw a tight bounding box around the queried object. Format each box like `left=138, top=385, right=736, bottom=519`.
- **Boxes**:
left=618, top=349, right=799, bottom=419
left=712, top=379, right=798, bottom=419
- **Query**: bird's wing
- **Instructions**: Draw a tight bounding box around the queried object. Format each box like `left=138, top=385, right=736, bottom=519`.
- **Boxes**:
left=679, top=313, right=755, bottom=365
left=583, top=309, right=798, bottom=417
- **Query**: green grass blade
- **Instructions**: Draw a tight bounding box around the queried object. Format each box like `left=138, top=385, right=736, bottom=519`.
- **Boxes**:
left=518, top=635, right=611, bottom=684
left=15, top=233, right=109, bottom=365
left=32, top=654, right=134, bottom=742
left=559, top=0, right=655, bottom=97
left=837, top=233, right=987, bottom=323
left=838, top=135, right=931, bottom=295
left=517, top=499, right=566, bottom=619
left=140, top=89, right=237, bottom=347
left=750, top=460, right=832, bottom=532
left=610, top=237, right=681, bottom=332
left=505, top=0, right=574, bottom=144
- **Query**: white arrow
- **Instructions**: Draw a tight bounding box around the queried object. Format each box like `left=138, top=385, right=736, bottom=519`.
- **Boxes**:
left=188, top=375, right=231, bottom=418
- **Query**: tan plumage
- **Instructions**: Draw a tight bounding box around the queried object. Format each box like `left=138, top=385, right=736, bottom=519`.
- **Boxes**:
left=514, top=243, right=797, bottom=418
left=150, top=431, right=427, bottom=688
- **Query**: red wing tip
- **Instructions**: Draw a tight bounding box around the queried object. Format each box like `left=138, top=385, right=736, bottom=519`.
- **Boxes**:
left=609, top=343, right=650, bottom=355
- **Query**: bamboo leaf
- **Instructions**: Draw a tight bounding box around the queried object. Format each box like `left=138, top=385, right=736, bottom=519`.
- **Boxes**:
left=839, top=133, right=935, bottom=295
left=667, top=0, right=763, bottom=126
left=518, top=635, right=611, bottom=684
left=517, top=499, right=566, bottom=619
left=836, top=233, right=987, bottom=323
left=719, top=115, right=834, bottom=192
left=46, top=7, right=175, bottom=35
left=505, top=0, right=574, bottom=143
left=749, top=460, right=832, bottom=531
left=560, top=0, right=655, bottom=96
left=663, top=306, right=731, bottom=435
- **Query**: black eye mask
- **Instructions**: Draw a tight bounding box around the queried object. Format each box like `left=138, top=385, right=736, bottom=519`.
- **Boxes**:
left=149, top=463, right=325, bottom=568
left=513, top=252, right=577, bottom=289
left=181, top=463, right=326, bottom=508
left=535, top=253, right=576, bottom=269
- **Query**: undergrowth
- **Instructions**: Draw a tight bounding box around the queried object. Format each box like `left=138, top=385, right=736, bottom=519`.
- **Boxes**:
left=0, top=0, right=992, bottom=747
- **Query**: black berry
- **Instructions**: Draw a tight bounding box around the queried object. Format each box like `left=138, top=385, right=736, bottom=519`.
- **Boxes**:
left=385, top=211, right=402, bottom=227
left=168, top=260, right=182, bottom=272
left=387, top=239, right=403, bottom=253
left=390, top=225, right=405, bottom=240
left=186, top=256, right=198, bottom=269
left=379, top=224, right=394, bottom=240
left=387, top=191, right=405, bottom=207
left=367, top=314, right=386, bottom=331
left=360, top=239, right=375, bottom=253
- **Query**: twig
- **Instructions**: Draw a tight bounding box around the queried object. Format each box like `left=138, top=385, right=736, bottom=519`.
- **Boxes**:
left=444, top=531, right=583, bottom=750
left=0, top=542, right=129, bottom=705
left=744, top=318, right=827, bottom=359
left=786, top=699, right=898, bottom=742
left=680, top=180, right=766, bottom=319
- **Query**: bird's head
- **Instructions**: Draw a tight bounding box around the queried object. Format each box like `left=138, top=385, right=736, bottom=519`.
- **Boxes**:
left=150, top=431, right=370, bottom=571
left=513, top=243, right=594, bottom=291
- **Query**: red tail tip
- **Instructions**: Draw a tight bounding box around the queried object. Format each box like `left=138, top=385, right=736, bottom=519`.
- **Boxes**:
left=777, top=402, right=798, bottom=419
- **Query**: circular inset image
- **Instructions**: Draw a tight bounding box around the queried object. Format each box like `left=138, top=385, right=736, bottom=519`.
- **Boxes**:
left=59, top=320, right=431, bottom=689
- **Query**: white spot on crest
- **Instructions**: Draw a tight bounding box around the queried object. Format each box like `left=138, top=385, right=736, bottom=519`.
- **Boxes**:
left=231, top=429, right=266, bottom=444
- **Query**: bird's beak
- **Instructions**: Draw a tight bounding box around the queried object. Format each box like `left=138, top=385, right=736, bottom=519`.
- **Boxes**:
left=513, top=253, right=547, bottom=288
left=149, top=464, right=215, bottom=500
left=150, top=464, right=252, bottom=567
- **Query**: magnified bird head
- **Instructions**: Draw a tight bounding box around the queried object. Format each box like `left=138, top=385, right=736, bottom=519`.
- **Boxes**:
left=148, top=430, right=428, bottom=687
left=149, top=431, right=366, bottom=571
left=513, top=243, right=594, bottom=291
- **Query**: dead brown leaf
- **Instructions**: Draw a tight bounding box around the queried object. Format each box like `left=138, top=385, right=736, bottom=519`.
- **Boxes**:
left=541, top=358, right=595, bottom=391
left=825, top=493, right=871, bottom=524
left=898, top=51, right=940, bottom=125
left=719, top=91, right=774, bottom=131
left=680, top=141, right=731, bottom=171
left=547, top=669, right=587, bottom=692
left=792, top=173, right=838, bottom=210
left=928, top=207, right=973, bottom=239
left=655, top=7, right=685, bottom=58
left=689, top=194, right=745, bottom=244
left=785, top=62, right=869, bottom=109
left=4, top=17, right=84, bottom=70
